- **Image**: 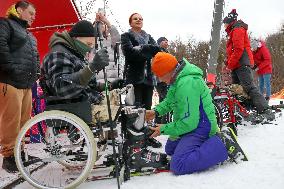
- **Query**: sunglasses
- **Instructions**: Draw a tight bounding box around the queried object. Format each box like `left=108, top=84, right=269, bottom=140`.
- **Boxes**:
left=132, top=17, right=143, bottom=21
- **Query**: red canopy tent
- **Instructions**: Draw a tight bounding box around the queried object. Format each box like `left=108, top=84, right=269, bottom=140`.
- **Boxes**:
left=0, top=0, right=81, bottom=61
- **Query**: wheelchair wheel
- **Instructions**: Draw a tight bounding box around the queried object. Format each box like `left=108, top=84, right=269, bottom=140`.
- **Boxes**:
left=14, top=110, right=96, bottom=189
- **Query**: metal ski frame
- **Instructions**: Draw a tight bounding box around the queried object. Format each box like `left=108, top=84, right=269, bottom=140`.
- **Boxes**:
left=207, top=0, right=225, bottom=83
left=95, top=14, right=122, bottom=189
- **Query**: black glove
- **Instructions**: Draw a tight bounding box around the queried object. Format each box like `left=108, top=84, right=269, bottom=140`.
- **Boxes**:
left=89, top=48, right=110, bottom=72
left=73, top=49, right=109, bottom=86
left=141, top=44, right=161, bottom=59
left=110, top=79, right=125, bottom=90
left=252, top=64, right=258, bottom=70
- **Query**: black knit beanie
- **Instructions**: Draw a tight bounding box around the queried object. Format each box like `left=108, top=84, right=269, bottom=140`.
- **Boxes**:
left=69, top=20, right=95, bottom=37
left=223, top=9, right=238, bottom=24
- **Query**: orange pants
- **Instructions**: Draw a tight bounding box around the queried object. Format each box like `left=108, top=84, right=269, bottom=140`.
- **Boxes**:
left=0, top=83, right=32, bottom=157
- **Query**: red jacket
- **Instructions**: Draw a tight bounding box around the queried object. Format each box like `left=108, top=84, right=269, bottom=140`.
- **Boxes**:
left=225, top=20, right=254, bottom=70
left=252, top=41, right=272, bottom=75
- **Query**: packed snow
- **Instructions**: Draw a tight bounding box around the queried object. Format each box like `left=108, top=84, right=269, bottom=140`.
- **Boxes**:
left=1, top=99, right=284, bottom=189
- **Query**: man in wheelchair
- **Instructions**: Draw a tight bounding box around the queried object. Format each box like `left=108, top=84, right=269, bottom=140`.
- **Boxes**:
left=40, top=20, right=121, bottom=123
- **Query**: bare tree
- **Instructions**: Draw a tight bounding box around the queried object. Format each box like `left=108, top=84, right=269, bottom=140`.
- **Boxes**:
left=266, top=29, right=284, bottom=93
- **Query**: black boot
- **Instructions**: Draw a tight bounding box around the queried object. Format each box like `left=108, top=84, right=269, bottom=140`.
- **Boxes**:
left=245, top=112, right=264, bottom=124
left=260, top=109, right=275, bottom=121
left=145, top=138, right=162, bottom=148
left=130, top=148, right=168, bottom=171
left=219, top=127, right=248, bottom=163
left=2, top=155, right=18, bottom=173
left=2, top=151, right=39, bottom=173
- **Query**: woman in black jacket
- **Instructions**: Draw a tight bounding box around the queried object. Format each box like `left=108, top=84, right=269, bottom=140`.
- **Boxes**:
left=121, top=13, right=160, bottom=110
left=121, top=13, right=161, bottom=148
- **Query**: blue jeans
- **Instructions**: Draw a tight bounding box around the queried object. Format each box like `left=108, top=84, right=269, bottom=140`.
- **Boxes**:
left=258, top=74, right=271, bottom=98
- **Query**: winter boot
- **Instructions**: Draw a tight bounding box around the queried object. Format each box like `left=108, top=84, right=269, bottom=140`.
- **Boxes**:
left=245, top=112, right=264, bottom=124
left=2, top=155, right=18, bottom=173
left=130, top=148, right=168, bottom=171
left=121, top=107, right=161, bottom=148
left=219, top=127, right=248, bottom=163
left=122, top=128, right=168, bottom=172
left=225, top=123, right=238, bottom=136
left=2, top=151, right=39, bottom=173
left=260, top=109, right=275, bottom=122
left=145, top=138, right=162, bottom=148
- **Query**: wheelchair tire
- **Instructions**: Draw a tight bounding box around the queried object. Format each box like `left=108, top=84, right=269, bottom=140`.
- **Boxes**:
left=14, top=110, right=96, bottom=189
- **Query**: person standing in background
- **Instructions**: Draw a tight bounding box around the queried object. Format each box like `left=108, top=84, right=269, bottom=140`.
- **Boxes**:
left=121, top=13, right=161, bottom=148
left=93, top=11, right=123, bottom=90
left=251, top=39, right=273, bottom=101
left=156, top=37, right=169, bottom=124
left=157, top=37, right=169, bottom=53
left=223, top=9, right=274, bottom=122
left=0, top=1, right=39, bottom=173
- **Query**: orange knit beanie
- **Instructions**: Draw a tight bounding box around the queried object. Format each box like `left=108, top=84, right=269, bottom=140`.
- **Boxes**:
left=152, top=52, right=178, bottom=77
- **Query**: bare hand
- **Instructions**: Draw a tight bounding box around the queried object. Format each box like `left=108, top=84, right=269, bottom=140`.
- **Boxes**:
left=145, top=110, right=155, bottom=121
left=149, top=124, right=162, bottom=138
left=96, top=13, right=110, bottom=27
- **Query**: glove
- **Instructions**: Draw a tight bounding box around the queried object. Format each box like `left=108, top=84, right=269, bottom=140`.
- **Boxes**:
left=252, top=64, right=258, bottom=70
left=110, top=79, right=124, bottom=90
left=73, top=49, right=109, bottom=86
left=89, top=48, right=110, bottom=72
left=141, top=44, right=161, bottom=59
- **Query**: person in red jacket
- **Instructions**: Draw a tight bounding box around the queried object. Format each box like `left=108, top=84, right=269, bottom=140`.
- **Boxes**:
left=223, top=9, right=274, bottom=121
left=251, top=39, right=273, bottom=101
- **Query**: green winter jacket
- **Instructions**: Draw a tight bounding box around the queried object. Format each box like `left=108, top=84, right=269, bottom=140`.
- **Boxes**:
left=155, top=59, right=218, bottom=139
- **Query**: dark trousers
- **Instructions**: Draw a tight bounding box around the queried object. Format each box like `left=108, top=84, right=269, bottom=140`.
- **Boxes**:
left=231, top=66, right=269, bottom=113
left=133, top=83, right=154, bottom=110
left=155, top=82, right=169, bottom=123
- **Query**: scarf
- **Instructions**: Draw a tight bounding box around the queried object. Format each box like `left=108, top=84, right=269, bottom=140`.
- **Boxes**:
left=128, top=29, right=149, bottom=45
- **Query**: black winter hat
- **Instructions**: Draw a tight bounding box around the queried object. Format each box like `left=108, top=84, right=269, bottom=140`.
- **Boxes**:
left=223, top=9, right=238, bottom=24
left=69, top=20, right=95, bottom=37
left=157, top=37, right=168, bottom=45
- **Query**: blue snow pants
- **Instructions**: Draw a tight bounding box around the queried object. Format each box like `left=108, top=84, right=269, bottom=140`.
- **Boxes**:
left=165, top=133, right=228, bottom=175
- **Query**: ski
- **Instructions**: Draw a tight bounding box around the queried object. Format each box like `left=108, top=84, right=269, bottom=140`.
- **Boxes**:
left=83, top=168, right=170, bottom=182
left=130, top=168, right=170, bottom=176
left=0, top=162, right=48, bottom=189
left=270, top=104, right=284, bottom=112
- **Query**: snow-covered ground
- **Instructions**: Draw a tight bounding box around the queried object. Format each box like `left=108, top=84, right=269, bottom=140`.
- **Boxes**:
left=1, top=99, right=284, bottom=189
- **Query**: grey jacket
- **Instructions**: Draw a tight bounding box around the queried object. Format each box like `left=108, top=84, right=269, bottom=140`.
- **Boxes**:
left=95, top=25, right=122, bottom=84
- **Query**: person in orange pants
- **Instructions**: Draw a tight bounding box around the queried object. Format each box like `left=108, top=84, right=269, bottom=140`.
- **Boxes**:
left=0, top=1, right=39, bottom=173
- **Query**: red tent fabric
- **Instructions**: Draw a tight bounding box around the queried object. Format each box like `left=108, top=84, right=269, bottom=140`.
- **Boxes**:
left=0, top=0, right=81, bottom=61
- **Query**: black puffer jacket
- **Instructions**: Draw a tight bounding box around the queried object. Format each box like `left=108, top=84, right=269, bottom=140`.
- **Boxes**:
left=121, top=31, right=157, bottom=85
left=0, top=15, right=40, bottom=89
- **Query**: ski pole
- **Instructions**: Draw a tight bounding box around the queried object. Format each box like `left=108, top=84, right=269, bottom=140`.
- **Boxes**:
left=95, top=20, right=121, bottom=189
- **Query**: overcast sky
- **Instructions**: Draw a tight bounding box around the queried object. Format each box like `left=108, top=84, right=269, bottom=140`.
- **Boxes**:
left=76, top=0, right=284, bottom=42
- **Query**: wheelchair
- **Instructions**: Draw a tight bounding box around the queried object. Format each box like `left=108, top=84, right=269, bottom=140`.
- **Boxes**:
left=14, top=86, right=123, bottom=188
left=14, top=85, right=167, bottom=189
